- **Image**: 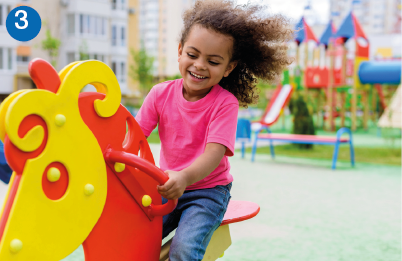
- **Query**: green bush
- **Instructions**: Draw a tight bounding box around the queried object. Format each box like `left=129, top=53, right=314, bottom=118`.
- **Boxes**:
left=289, top=93, right=315, bottom=149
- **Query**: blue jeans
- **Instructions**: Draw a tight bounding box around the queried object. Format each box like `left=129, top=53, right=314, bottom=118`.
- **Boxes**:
left=162, top=183, right=232, bottom=261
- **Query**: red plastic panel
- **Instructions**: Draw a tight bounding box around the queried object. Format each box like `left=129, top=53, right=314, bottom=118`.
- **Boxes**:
left=221, top=200, right=260, bottom=226
left=4, top=115, right=48, bottom=174
left=28, top=58, right=60, bottom=93
left=41, top=162, right=69, bottom=200
left=106, top=149, right=177, bottom=218
left=79, top=93, right=164, bottom=261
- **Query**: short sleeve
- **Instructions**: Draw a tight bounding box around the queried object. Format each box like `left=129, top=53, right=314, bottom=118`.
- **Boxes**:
left=135, top=88, right=159, bottom=137
left=207, top=103, right=238, bottom=156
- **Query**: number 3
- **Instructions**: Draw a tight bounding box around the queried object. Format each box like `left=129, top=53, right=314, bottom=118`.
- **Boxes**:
left=15, top=10, right=28, bottom=29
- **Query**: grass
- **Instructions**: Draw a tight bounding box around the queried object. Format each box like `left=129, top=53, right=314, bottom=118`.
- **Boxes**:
left=147, top=130, right=401, bottom=165
left=147, top=130, right=161, bottom=144
left=149, top=130, right=401, bottom=165
left=243, top=144, right=401, bottom=166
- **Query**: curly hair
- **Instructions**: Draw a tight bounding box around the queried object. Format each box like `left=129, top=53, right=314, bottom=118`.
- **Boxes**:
left=180, top=0, right=294, bottom=107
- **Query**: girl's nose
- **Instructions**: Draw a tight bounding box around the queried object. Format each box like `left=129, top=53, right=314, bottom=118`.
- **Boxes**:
left=194, top=61, right=207, bottom=70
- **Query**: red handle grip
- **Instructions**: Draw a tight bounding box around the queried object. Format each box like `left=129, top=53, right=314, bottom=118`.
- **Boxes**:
left=106, top=149, right=177, bottom=217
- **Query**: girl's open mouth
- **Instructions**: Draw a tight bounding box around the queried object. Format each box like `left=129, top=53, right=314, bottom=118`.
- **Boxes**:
left=188, top=71, right=208, bottom=82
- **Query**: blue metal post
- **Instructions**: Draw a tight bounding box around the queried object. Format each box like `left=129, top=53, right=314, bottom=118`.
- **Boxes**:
left=332, top=141, right=340, bottom=170
left=251, top=130, right=260, bottom=162
left=332, top=127, right=355, bottom=169
left=267, top=127, right=275, bottom=159
left=349, top=133, right=355, bottom=167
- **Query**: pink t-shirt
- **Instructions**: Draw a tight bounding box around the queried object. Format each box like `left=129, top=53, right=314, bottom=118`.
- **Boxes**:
left=135, top=78, right=238, bottom=190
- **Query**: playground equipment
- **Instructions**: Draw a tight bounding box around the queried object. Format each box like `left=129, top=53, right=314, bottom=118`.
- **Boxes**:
left=378, top=85, right=401, bottom=129
left=236, top=119, right=251, bottom=158
left=290, top=11, right=400, bottom=132
left=248, top=83, right=354, bottom=169
left=251, top=127, right=355, bottom=170
left=358, top=61, right=401, bottom=85
left=0, top=58, right=259, bottom=260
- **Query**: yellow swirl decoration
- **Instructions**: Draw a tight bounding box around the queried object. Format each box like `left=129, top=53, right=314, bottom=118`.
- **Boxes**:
left=58, top=60, right=121, bottom=117
left=0, top=60, right=121, bottom=260
left=0, top=90, right=29, bottom=142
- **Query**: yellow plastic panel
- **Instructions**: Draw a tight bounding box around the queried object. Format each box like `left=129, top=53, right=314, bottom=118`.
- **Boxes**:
left=0, top=60, right=122, bottom=260
left=58, top=60, right=121, bottom=118
left=0, top=90, right=28, bottom=142
left=202, top=225, right=232, bottom=261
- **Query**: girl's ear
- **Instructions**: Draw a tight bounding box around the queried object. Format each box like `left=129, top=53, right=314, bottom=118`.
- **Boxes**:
left=178, top=43, right=183, bottom=62
left=223, top=61, right=238, bottom=77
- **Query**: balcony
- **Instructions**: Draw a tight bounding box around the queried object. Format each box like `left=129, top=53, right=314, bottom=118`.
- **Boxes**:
left=16, top=63, right=29, bottom=75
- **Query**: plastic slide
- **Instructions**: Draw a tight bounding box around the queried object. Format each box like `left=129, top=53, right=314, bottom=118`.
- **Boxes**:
left=260, top=84, right=293, bottom=126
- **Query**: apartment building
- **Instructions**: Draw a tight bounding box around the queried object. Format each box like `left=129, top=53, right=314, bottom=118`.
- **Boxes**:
left=330, top=0, right=401, bottom=35
left=139, top=0, right=194, bottom=77
left=0, top=0, right=140, bottom=99
left=0, top=1, right=19, bottom=98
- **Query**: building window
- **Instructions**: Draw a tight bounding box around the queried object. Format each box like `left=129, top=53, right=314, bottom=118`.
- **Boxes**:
left=79, top=15, right=106, bottom=36
left=121, top=26, right=125, bottom=46
left=112, top=0, right=117, bottom=9
left=86, top=15, right=90, bottom=34
left=94, top=54, right=104, bottom=62
left=112, top=26, right=117, bottom=46
left=0, top=5, right=2, bottom=26
left=120, top=62, right=125, bottom=82
left=8, top=48, right=12, bottom=70
left=0, top=48, right=3, bottom=69
left=67, top=14, right=75, bottom=35
left=17, top=55, right=29, bottom=63
left=121, top=0, right=125, bottom=10
left=93, top=17, right=98, bottom=35
left=102, top=18, right=106, bottom=36
left=111, top=62, right=117, bottom=76
left=67, top=53, right=75, bottom=64
left=97, top=17, right=102, bottom=35
left=80, top=15, right=83, bottom=34
left=0, top=5, right=10, bottom=26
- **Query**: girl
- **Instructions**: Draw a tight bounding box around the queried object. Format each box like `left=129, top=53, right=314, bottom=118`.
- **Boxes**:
left=135, top=0, right=293, bottom=260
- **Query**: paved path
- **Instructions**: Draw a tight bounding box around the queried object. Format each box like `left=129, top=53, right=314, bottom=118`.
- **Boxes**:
left=0, top=144, right=399, bottom=261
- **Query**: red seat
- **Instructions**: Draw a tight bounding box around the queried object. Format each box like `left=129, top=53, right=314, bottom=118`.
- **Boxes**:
left=221, top=200, right=260, bottom=226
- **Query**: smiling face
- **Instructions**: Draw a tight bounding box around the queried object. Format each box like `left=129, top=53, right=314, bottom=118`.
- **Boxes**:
left=178, top=25, right=237, bottom=101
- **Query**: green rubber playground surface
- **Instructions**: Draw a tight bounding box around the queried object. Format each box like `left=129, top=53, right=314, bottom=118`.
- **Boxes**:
left=222, top=153, right=401, bottom=261
left=62, top=144, right=400, bottom=261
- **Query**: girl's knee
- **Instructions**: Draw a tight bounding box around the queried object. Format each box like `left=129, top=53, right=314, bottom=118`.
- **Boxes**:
left=169, top=236, right=205, bottom=261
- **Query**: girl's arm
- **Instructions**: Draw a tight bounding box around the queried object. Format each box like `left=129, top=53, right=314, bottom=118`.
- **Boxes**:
left=157, top=143, right=226, bottom=200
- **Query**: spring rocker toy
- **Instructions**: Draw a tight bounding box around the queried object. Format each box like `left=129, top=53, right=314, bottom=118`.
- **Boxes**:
left=0, top=58, right=259, bottom=260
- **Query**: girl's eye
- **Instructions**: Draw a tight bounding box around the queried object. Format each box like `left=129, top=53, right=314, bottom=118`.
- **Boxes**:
left=187, top=53, right=196, bottom=58
left=209, top=61, right=219, bottom=65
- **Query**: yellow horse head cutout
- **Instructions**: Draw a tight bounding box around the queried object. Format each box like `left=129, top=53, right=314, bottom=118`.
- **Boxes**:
left=0, top=59, right=121, bottom=260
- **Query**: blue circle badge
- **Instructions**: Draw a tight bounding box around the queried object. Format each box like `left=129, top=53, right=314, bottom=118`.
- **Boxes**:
left=6, top=6, right=41, bottom=42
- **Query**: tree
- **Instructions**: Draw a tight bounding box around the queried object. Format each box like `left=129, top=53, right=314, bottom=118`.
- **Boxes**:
left=289, top=93, right=316, bottom=149
left=79, top=40, right=90, bottom=60
left=129, top=47, right=155, bottom=100
left=41, top=29, right=61, bottom=68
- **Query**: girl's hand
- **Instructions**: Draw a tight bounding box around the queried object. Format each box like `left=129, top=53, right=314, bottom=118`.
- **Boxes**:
left=157, top=170, right=189, bottom=200
left=157, top=143, right=226, bottom=200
